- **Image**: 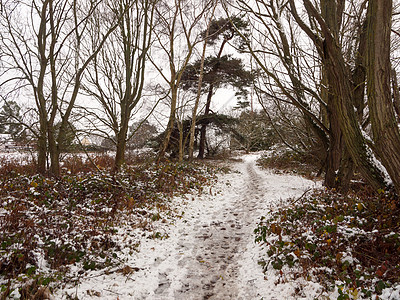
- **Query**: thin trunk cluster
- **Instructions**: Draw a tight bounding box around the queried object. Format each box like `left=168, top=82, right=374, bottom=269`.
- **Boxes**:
left=1, top=0, right=120, bottom=176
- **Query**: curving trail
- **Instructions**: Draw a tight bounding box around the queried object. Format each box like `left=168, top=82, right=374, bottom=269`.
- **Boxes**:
left=56, top=154, right=319, bottom=299
left=168, top=158, right=265, bottom=299
left=149, top=154, right=317, bottom=300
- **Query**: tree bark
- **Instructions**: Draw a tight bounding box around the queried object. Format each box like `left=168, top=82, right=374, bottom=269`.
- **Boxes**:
left=198, top=84, right=214, bottom=158
left=36, top=0, right=50, bottom=175
left=336, top=148, right=355, bottom=194
left=48, top=126, right=59, bottom=176
left=320, top=0, right=343, bottom=188
left=178, top=120, right=184, bottom=162
left=289, top=0, right=387, bottom=190
left=366, top=0, right=400, bottom=193
left=324, top=37, right=386, bottom=191
left=336, top=18, right=368, bottom=191
left=391, top=68, right=400, bottom=121
left=115, top=125, right=128, bottom=171
left=353, top=19, right=368, bottom=122
left=324, top=106, right=342, bottom=188
left=37, top=122, right=47, bottom=175
left=158, top=87, right=178, bottom=161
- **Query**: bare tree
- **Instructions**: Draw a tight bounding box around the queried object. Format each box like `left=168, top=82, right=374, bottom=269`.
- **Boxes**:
left=186, top=1, right=218, bottom=160
left=149, top=0, right=212, bottom=161
left=225, top=0, right=400, bottom=192
left=82, top=0, right=157, bottom=171
left=227, top=0, right=330, bottom=175
left=0, top=0, right=120, bottom=175
left=287, top=0, right=389, bottom=191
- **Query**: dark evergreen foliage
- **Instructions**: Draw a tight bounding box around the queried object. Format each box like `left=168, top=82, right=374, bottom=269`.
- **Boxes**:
left=181, top=55, right=254, bottom=97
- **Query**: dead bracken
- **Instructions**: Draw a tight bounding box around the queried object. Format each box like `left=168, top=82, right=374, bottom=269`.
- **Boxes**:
left=0, top=153, right=217, bottom=298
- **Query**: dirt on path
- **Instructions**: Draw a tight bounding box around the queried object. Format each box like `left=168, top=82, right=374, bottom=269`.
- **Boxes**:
left=56, top=154, right=318, bottom=299
left=148, top=154, right=316, bottom=300
left=164, top=158, right=265, bottom=299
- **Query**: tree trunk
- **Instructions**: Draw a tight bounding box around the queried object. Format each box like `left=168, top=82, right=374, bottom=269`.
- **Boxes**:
left=321, top=0, right=343, bottom=189
left=353, top=20, right=368, bottom=122
left=48, top=124, right=60, bottom=176
left=324, top=108, right=342, bottom=188
left=198, top=126, right=206, bottom=158
left=188, top=3, right=218, bottom=160
left=36, top=0, right=49, bottom=175
left=289, top=0, right=387, bottom=191
left=37, top=123, right=47, bottom=175
left=334, top=17, right=368, bottom=192
left=177, top=120, right=184, bottom=162
left=391, top=68, right=400, bottom=121
left=336, top=148, right=355, bottom=194
left=198, top=84, right=214, bottom=159
left=366, top=0, right=400, bottom=193
left=324, top=38, right=386, bottom=191
left=158, top=87, right=177, bottom=162
left=115, top=127, right=128, bottom=171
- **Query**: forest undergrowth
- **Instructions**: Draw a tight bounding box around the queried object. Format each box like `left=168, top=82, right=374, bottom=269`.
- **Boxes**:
left=0, top=153, right=219, bottom=299
left=2, top=150, right=400, bottom=299
left=257, top=151, right=400, bottom=299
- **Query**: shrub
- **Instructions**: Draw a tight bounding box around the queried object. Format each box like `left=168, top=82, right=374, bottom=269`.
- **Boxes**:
left=255, top=188, right=400, bottom=298
left=0, top=156, right=218, bottom=297
left=258, top=148, right=319, bottom=179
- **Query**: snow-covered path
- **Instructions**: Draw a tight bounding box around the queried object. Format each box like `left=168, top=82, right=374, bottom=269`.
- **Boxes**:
left=167, top=155, right=268, bottom=299
left=56, top=154, right=320, bottom=299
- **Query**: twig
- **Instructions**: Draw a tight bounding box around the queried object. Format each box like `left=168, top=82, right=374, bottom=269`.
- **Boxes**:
left=103, top=289, right=122, bottom=295
left=290, top=188, right=312, bottom=204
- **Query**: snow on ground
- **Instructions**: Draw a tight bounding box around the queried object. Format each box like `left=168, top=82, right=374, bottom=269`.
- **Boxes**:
left=55, top=154, right=322, bottom=299
left=0, top=151, right=35, bottom=163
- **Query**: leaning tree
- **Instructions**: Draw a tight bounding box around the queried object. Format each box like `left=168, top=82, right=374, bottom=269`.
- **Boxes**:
left=229, top=0, right=400, bottom=194
left=181, top=16, right=253, bottom=158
